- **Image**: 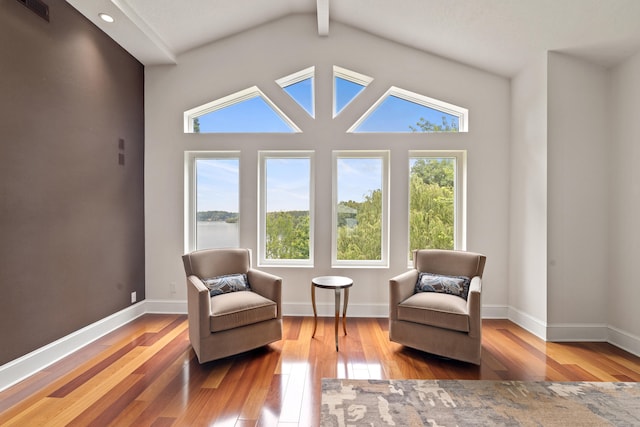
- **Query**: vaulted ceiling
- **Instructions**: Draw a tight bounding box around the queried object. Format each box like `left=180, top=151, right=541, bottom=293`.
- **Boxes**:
left=66, top=0, right=640, bottom=77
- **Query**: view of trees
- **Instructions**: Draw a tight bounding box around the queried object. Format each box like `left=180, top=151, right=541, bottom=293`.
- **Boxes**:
left=409, top=158, right=455, bottom=257
left=265, top=211, right=309, bottom=259
left=336, top=189, right=382, bottom=260
left=331, top=156, right=454, bottom=261
left=197, top=210, right=237, bottom=223
left=409, top=116, right=459, bottom=132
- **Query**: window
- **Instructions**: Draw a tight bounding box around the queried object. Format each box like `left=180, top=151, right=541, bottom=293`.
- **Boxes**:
left=259, top=152, right=314, bottom=266
left=276, top=67, right=315, bottom=117
left=333, top=66, right=373, bottom=117
left=184, top=86, right=301, bottom=133
left=185, top=152, right=240, bottom=252
left=349, top=86, right=468, bottom=133
left=408, top=151, right=466, bottom=261
left=333, top=151, right=389, bottom=267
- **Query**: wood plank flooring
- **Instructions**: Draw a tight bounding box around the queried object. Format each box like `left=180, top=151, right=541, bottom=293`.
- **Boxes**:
left=1, top=315, right=640, bottom=426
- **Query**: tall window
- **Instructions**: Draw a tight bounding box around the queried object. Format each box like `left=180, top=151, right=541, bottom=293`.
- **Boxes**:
left=185, top=152, right=240, bottom=251
left=259, top=152, right=314, bottom=266
left=408, top=151, right=466, bottom=260
left=333, top=151, right=389, bottom=267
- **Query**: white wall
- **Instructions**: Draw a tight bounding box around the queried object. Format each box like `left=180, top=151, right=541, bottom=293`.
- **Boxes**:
left=144, top=15, right=511, bottom=316
left=608, top=50, right=640, bottom=354
left=508, top=54, right=548, bottom=336
left=546, top=52, right=610, bottom=340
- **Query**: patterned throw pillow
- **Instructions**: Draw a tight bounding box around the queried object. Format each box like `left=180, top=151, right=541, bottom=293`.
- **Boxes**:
left=415, top=272, right=471, bottom=300
left=202, top=273, right=250, bottom=297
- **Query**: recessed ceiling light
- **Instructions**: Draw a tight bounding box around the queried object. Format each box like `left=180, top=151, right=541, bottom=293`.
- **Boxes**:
left=99, top=13, right=114, bottom=23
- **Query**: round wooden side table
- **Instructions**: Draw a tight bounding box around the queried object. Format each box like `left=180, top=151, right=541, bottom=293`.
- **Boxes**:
left=311, top=275, right=353, bottom=351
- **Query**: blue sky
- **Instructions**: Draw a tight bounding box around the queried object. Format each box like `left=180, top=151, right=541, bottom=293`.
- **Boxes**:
left=356, top=95, right=458, bottom=132
left=265, top=158, right=310, bottom=211
left=196, top=158, right=239, bottom=212
left=283, top=78, right=314, bottom=117
left=337, top=158, right=382, bottom=203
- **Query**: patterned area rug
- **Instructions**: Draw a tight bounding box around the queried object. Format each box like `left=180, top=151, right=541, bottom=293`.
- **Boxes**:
left=321, top=379, right=640, bottom=426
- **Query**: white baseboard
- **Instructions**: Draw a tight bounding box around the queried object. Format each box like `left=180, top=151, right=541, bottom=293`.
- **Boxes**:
left=0, top=302, right=147, bottom=392
left=283, top=302, right=389, bottom=318
left=482, top=304, right=509, bottom=319
left=546, top=323, right=608, bottom=342
left=608, top=325, right=640, bottom=357
left=507, top=306, right=547, bottom=340
left=144, top=299, right=187, bottom=314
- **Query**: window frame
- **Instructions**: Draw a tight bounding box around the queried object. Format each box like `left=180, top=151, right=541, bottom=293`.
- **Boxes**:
left=332, top=150, right=390, bottom=268
left=258, top=150, right=315, bottom=267
left=185, top=151, right=241, bottom=253
left=407, top=150, right=467, bottom=265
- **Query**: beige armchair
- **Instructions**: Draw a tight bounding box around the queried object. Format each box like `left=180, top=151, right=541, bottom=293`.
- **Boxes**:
left=182, top=248, right=282, bottom=363
left=389, top=249, right=486, bottom=365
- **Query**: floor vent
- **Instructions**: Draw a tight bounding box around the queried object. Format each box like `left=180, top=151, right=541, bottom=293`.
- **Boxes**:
left=16, top=0, right=50, bottom=22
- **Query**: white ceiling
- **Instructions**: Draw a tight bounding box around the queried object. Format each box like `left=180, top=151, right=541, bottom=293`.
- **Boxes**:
left=66, top=0, right=640, bottom=77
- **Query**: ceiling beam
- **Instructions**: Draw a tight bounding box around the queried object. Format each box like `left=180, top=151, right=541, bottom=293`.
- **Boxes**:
left=317, top=0, right=329, bottom=36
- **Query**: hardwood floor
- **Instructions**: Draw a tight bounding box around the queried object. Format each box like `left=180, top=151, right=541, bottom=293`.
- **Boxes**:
left=1, top=314, right=640, bottom=426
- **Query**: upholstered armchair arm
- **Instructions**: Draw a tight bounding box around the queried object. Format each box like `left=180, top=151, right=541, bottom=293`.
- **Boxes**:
left=247, top=269, right=282, bottom=318
left=467, top=276, right=482, bottom=338
left=186, top=275, right=212, bottom=340
left=389, top=269, right=419, bottom=320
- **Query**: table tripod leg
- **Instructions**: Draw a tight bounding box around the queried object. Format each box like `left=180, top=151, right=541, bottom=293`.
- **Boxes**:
left=334, top=288, right=340, bottom=351
left=311, top=283, right=318, bottom=338
left=342, top=287, right=350, bottom=336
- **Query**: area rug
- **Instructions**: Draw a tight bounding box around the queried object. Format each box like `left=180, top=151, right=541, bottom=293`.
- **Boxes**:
left=321, top=379, right=640, bottom=426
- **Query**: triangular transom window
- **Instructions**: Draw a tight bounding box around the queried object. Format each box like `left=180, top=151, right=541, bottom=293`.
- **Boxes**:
left=333, top=66, right=373, bottom=117
left=276, top=67, right=315, bottom=118
left=184, top=86, right=300, bottom=133
left=348, top=87, right=468, bottom=133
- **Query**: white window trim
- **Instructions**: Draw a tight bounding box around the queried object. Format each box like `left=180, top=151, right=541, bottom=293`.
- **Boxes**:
left=276, top=66, right=316, bottom=118
left=407, top=150, right=467, bottom=266
left=183, top=86, right=301, bottom=133
left=333, top=66, right=374, bottom=118
left=332, top=150, right=389, bottom=268
left=184, top=151, right=241, bottom=253
left=258, top=151, right=315, bottom=267
left=347, top=86, right=469, bottom=133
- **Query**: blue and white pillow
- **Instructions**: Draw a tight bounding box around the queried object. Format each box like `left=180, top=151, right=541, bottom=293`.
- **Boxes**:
left=202, top=273, right=250, bottom=297
left=416, top=272, right=471, bottom=300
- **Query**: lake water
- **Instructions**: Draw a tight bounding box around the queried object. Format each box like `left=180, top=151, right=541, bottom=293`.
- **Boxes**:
left=197, top=221, right=239, bottom=249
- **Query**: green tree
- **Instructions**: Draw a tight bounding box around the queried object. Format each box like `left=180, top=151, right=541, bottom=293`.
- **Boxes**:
left=337, top=189, right=382, bottom=260
left=409, top=159, right=455, bottom=257
left=265, top=211, right=309, bottom=260
left=409, top=116, right=458, bottom=133
left=193, top=117, right=201, bottom=133
left=410, top=158, right=454, bottom=188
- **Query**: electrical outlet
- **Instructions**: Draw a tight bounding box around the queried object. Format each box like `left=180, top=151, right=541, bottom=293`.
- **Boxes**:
left=170, top=282, right=177, bottom=294
left=131, top=291, right=137, bottom=303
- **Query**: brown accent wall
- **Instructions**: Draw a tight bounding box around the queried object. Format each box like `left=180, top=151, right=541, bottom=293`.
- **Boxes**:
left=0, top=0, right=145, bottom=365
